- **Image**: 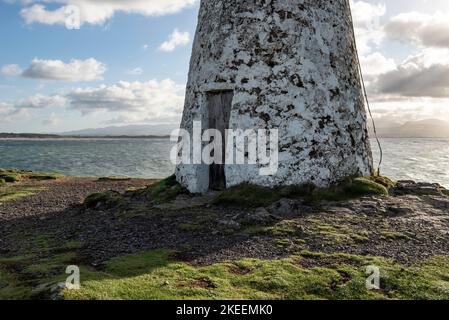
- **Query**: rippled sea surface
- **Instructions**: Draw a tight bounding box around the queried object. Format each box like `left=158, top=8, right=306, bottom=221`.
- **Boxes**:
left=0, top=139, right=176, bottom=179
left=371, top=138, right=449, bottom=188
left=0, top=138, right=448, bottom=187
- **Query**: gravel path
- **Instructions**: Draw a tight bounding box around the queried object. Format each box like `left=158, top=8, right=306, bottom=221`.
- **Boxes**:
left=1, top=178, right=449, bottom=267
left=0, top=177, right=153, bottom=219
left=0, top=177, right=153, bottom=254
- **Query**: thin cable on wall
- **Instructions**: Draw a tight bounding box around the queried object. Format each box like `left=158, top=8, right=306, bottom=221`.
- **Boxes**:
left=347, top=0, right=383, bottom=174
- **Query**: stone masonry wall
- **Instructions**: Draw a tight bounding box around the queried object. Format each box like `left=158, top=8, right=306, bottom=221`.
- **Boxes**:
left=176, top=0, right=373, bottom=193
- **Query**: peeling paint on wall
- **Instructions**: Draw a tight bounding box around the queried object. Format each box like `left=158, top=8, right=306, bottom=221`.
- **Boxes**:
left=176, top=0, right=373, bottom=193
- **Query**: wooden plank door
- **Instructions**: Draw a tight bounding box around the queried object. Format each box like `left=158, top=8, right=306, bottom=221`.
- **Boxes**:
left=207, top=91, right=233, bottom=190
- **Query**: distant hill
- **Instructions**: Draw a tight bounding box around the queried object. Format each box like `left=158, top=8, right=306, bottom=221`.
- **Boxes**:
left=3, top=119, right=449, bottom=139
left=370, top=119, right=449, bottom=138
left=60, top=120, right=449, bottom=138
left=0, top=133, right=170, bottom=139
left=60, top=124, right=177, bottom=137
left=0, top=124, right=177, bottom=139
left=0, top=133, right=61, bottom=139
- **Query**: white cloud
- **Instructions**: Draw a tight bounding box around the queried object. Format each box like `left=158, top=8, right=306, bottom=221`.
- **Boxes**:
left=126, top=67, right=143, bottom=76
left=0, top=94, right=67, bottom=123
left=158, top=29, right=191, bottom=52
left=1, top=64, right=23, bottom=76
left=0, top=102, right=16, bottom=122
left=19, top=0, right=198, bottom=26
left=14, top=94, right=69, bottom=109
left=371, top=49, right=449, bottom=98
left=22, top=58, right=106, bottom=81
left=349, top=6, right=449, bottom=123
left=67, top=79, right=185, bottom=123
left=20, top=4, right=68, bottom=25
left=385, top=11, right=449, bottom=48
left=351, top=0, right=386, bottom=55
left=371, top=98, right=449, bottom=124
left=360, top=52, right=396, bottom=81
left=0, top=104, right=62, bottom=126
left=0, top=79, right=185, bottom=125
left=42, top=113, right=61, bottom=126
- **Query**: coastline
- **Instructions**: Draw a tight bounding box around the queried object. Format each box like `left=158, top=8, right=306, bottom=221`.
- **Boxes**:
left=0, top=136, right=171, bottom=141
left=2, top=136, right=449, bottom=140
left=1, top=170, right=449, bottom=300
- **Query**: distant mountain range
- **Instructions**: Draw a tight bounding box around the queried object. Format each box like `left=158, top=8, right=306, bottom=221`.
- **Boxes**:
left=369, top=119, right=449, bottom=138
left=0, top=133, right=170, bottom=139
left=62, top=119, right=449, bottom=138
left=2, top=119, right=449, bottom=139
left=0, top=124, right=176, bottom=139
left=59, top=124, right=177, bottom=137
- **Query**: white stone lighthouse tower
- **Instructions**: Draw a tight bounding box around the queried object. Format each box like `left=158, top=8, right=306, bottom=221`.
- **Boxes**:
left=176, top=0, right=373, bottom=193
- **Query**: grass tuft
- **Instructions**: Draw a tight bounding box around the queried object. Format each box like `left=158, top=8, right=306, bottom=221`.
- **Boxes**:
left=213, top=176, right=391, bottom=207
left=344, top=177, right=389, bottom=198
left=380, top=231, right=410, bottom=240
left=83, top=192, right=122, bottom=208
left=213, top=184, right=281, bottom=208
left=0, top=169, right=63, bottom=183
left=367, top=175, right=396, bottom=189
left=0, top=237, right=83, bottom=300
left=178, top=223, right=203, bottom=232
left=0, top=174, right=21, bottom=183
left=144, top=175, right=188, bottom=203
left=0, top=187, right=45, bottom=202
left=61, top=250, right=449, bottom=300
left=28, top=173, right=64, bottom=180
left=98, top=176, right=131, bottom=182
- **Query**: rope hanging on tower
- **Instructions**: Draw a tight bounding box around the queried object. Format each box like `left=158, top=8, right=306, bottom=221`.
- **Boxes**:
left=346, top=0, right=383, bottom=175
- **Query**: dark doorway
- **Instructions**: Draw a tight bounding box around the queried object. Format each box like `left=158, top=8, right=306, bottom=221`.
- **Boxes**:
left=207, top=90, right=233, bottom=190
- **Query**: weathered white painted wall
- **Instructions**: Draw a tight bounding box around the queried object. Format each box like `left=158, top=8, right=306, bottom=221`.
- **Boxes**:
left=176, top=0, right=373, bottom=193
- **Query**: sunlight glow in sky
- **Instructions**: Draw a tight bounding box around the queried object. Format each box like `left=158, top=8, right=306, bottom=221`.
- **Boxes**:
left=1, top=0, right=449, bottom=133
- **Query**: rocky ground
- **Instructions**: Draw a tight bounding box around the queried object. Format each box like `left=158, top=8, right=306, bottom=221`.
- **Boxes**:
left=0, top=177, right=153, bottom=254
left=1, top=177, right=449, bottom=265
left=1, top=174, right=449, bottom=299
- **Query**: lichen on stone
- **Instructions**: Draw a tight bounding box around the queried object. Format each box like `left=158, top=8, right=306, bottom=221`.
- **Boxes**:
left=177, top=0, right=373, bottom=193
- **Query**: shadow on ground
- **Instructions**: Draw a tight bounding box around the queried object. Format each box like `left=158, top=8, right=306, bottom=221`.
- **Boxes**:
left=1, top=178, right=449, bottom=299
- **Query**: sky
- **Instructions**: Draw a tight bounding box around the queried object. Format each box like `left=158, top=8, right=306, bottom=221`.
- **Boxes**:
left=1, top=0, right=449, bottom=133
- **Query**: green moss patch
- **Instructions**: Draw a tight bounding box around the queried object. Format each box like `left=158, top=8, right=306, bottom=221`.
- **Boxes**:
left=62, top=250, right=449, bottom=300
left=346, top=177, right=389, bottom=197
left=297, top=177, right=388, bottom=203
left=0, top=269, right=32, bottom=300
left=213, top=184, right=281, bottom=208
left=315, top=223, right=370, bottom=244
left=0, top=169, right=63, bottom=183
left=380, top=231, right=410, bottom=241
left=0, top=236, right=83, bottom=300
left=144, top=175, right=188, bottom=203
left=0, top=174, right=21, bottom=182
left=0, top=187, right=45, bottom=203
left=2, top=239, right=449, bottom=300
left=83, top=176, right=189, bottom=209
left=367, top=175, right=396, bottom=189
left=98, top=177, right=132, bottom=182
left=83, top=192, right=122, bottom=208
left=83, top=174, right=392, bottom=210
left=214, top=176, right=391, bottom=208
left=28, top=173, right=64, bottom=180
left=178, top=223, right=203, bottom=232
